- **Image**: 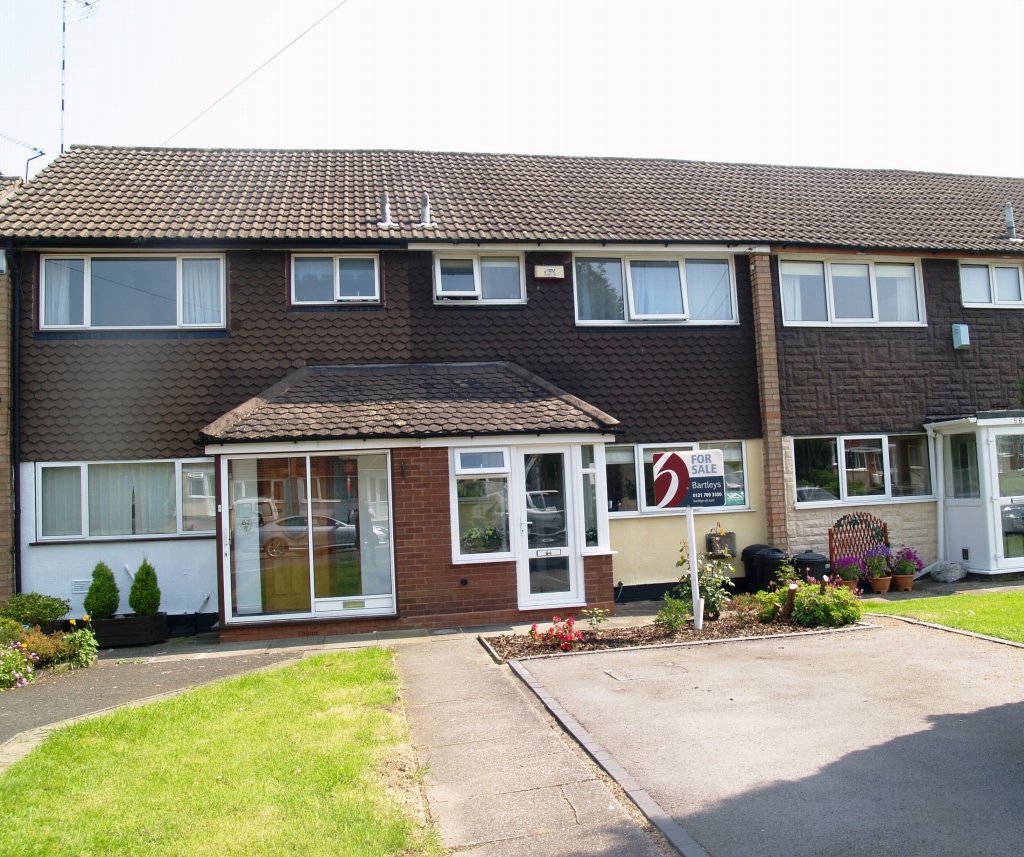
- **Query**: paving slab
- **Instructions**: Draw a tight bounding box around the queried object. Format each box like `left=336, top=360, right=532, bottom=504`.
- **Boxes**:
left=397, top=638, right=662, bottom=856
left=524, top=617, right=1024, bottom=857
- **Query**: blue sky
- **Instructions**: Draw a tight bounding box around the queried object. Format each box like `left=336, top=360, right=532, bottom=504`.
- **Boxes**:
left=2, top=0, right=1023, bottom=179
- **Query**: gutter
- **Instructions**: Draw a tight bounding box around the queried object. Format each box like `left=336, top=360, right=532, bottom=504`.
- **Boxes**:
left=7, top=244, right=19, bottom=593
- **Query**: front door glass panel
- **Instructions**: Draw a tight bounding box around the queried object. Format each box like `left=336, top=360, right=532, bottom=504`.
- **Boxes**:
left=523, top=451, right=571, bottom=595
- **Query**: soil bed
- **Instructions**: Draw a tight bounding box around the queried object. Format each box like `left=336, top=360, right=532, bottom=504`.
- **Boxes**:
left=485, top=614, right=813, bottom=661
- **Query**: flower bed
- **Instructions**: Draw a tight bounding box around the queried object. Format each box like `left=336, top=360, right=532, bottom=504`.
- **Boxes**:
left=486, top=612, right=822, bottom=661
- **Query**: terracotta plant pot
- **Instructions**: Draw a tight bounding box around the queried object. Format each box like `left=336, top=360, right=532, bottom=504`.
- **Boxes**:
left=838, top=579, right=859, bottom=592
left=869, top=576, right=893, bottom=594
left=90, top=613, right=169, bottom=647
left=891, top=574, right=915, bottom=592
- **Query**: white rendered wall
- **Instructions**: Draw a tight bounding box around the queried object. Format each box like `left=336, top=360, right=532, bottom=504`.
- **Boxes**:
left=19, top=463, right=219, bottom=616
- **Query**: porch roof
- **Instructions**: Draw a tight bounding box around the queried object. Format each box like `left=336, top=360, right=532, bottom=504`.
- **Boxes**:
left=200, top=362, right=620, bottom=443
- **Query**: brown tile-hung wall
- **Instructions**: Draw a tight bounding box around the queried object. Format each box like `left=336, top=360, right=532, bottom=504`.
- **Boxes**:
left=774, top=257, right=1024, bottom=435
left=18, top=250, right=762, bottom=462
left=219, top=448, right=615, bottom=641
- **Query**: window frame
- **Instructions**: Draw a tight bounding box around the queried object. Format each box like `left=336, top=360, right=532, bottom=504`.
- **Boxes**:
left=958, top=259, right=1024, bottom=308
left=778, top=256, right=927, bottom=327
left=792, top=433, right=935, bottom=508
left=432, top=252, right=527, bottom=305
left=290, top=253, right=381, bottom=305
left=607, top=440, right=752, bottom=517
left=449, top=446, right=516, bottom=563
left=572, top=253, right=738, bottom=326
left=39, top=254, right=226, bottom=330
left=35, top=458, right=217, bottom=541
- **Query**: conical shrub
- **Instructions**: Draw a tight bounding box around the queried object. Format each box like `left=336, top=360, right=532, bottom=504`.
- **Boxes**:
left=128, top=557, right=161, bottom=617
left=83, top=562, right=120, bottom=620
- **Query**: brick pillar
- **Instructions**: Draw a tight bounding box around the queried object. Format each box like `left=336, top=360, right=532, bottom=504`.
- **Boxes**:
left=749, top=254, right=788, bottom=550
left=0, top=270, right=12, bottom=600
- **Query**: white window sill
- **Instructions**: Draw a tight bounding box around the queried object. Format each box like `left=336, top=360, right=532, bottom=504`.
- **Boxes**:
left=961, top=302, right=1024, bottom=310
left=581, top=548, right=617, bottom=556
left=609, top=506, right=754, bottom=518
left=781, top=321, right=927, bottom=328
left=452, top=552, right=516, bottom=565
left=793, top=495, right=936, bottom=510
left=32, top=532, right=216, bottom=545
left=575, top=319, right=739, bottom=327
left=518, top=599, right=586, bottom=612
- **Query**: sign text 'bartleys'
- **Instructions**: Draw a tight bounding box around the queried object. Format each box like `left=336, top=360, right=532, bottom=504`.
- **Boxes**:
left=652, top=450, right=726, bottom=508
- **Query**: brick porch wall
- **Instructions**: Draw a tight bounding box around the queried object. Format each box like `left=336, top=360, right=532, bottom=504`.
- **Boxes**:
left=220, top=448, right=615, bottom=642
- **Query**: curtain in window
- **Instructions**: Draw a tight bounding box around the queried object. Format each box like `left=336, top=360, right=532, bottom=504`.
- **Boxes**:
left=780, top=261, right=827, bottom=321
left=876, top=264, right=919, bottom=322
left=685, top=260, right=732, bottom=320
left=41, top=466, right=82, bottom=537
left=182, top=259, right=222, bottom=325
left=44, top=259, right=84, bottom=326
left=89, top=463, right=176, bottom=536
left=630, top=261, right=683, bottom=315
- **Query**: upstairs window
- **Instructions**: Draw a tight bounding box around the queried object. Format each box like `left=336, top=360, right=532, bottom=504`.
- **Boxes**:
left=433, top=254, right=525, bottom=304
left=780, top=259, right=923, bottom=325
left=574, top=255, right=735, bottom=324
left=41, top=255, right=225, bottom=330
left=292, top=255, right=380, bottom=305
left=959, top=261, right=1024, bottom=307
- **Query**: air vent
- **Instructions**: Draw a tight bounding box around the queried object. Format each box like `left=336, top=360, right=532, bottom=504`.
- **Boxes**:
left=72, top=579, right=90, bottom=594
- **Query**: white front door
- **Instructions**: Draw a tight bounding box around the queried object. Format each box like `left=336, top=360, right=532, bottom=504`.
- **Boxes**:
left=990, top=432, right=1024, bottom=570
left=517, top=446, right=583, bottom=608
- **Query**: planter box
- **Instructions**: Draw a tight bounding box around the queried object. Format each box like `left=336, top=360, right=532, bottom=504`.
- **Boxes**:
left=91, top=613, right=169, bottom=647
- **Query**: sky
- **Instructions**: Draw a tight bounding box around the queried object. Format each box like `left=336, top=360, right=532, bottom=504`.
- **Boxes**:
left=2, top=0, right=1023, bottom=180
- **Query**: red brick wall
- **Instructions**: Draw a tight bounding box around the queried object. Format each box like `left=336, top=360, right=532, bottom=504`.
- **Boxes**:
left=220, top=447, right=617, bottom=642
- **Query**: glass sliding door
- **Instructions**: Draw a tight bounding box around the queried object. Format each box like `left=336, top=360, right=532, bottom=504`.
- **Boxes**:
left=226, top=452, right=395, bottom=621
left=994, top=434, right=1024, bottom=565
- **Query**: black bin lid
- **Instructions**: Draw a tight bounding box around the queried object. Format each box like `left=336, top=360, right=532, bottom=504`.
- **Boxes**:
left=741, top=543, right=772, bottom=561
left=755, top=547, right=788, bottom=560
left=793, top=549, right=828, bottom=563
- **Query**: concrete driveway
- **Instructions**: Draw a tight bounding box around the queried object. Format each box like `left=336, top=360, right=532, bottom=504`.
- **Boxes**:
left=523, top=618, right=1024, bottom=857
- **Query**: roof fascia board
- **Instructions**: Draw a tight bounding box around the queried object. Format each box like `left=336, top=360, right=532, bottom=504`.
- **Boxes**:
left=408, top=242, right=771, bottom=254
left=6, top=238, right=409, bottom=252
left=207, top=432, right=618, bottom=455
left=770, top=243, right=1024, bottom=258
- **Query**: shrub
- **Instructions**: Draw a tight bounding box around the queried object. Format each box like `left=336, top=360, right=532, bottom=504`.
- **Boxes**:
left=753, top=580, right=864, bottom=627
left=580, top=607, right=610, bottom=634
left=0, top=592, right=71, bottom=626
left=0, top=618, right=23, bottom=645
left=63, top=626, right=99, bottom=669
left=529, top=616, right=584, bottom=651
left=674, top=542, right=736, bottom=619
left=129, top=557, right=161, bottom=616
left=791, top=581, right=863, bottom=627
left=729, top=593, right=760, bottom=626
left=0, top=642, right=37, bottom=689
left=654, top=593, right=692, bottom=633
left=19, top=627, right=73, bottom=668
left=83, top=562, right=120, bottom=619
left=833, top=557, right=864, bottom=581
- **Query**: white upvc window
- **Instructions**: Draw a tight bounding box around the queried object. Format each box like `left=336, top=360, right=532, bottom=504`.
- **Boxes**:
left=779, top=257, right=925, bottom=326
left=291, top=254, right=380, bottom=305
left=606, top=440, right=750, bottom=515
left=793, top=433, right=933, bottom=507
left=40, top=255, right=225, bottom=330
left=959, top=260, right=1024, bottom=307
left=433, top=253, right=526, bottom=304
left=450, top=447, right=515, bottom=560
left=573, top=254, right=737, bottom=325
left=36, top=459, right=217, bottom=541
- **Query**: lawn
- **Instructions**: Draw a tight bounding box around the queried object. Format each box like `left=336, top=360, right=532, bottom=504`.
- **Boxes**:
left=867, top=590, right=1024, bottom=643
left=0, top=648, right=439, bottom=857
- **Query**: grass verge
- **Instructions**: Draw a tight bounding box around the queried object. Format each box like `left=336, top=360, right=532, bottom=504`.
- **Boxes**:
left=0, top=648, right=439, bottom=857
left=868, top=590, right=1024, bottom=643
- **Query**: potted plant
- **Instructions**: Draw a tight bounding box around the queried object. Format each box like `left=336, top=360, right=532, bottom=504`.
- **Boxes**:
left=891, top=546, right=923, bottom=592
left=832, top=557, right=863, bottom=592
left=864, top=545, right=893, bottom=594
left=88, top=558, right=169, bottom=647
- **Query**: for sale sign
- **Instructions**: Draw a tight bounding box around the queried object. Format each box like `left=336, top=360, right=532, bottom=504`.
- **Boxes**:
left=652, top=450, right=726, bottom=508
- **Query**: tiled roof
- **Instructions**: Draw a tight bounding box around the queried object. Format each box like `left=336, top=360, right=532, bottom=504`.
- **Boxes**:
left=2, top=146, right=1023, bottom=252
left=0, top=175, right=21, bottom=203
left=201, top=362, right=620, bottom=443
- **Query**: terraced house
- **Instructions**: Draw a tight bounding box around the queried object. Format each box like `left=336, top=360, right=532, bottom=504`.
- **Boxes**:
left=0, top=147, right=1022, bottom=640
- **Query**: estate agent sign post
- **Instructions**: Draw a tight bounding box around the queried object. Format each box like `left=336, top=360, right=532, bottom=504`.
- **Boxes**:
left=652, top=449, right=726, bottom=629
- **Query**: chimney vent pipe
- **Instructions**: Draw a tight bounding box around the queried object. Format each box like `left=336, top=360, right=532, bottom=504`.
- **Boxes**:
left=1006, top=202, right=1017, bottom=240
